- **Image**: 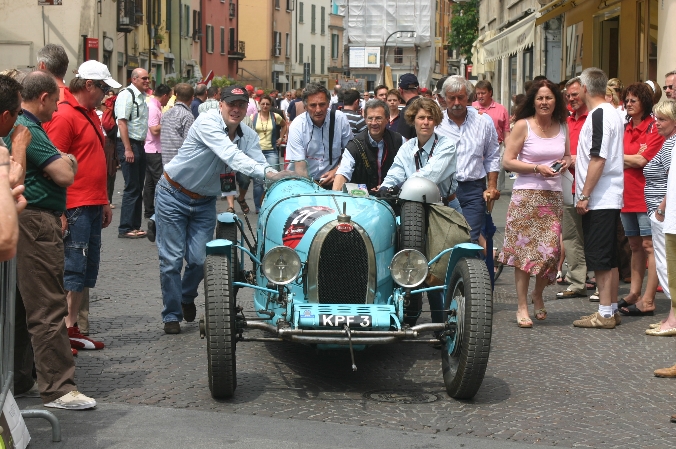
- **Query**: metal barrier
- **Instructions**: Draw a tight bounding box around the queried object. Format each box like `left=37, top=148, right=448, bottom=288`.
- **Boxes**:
left=0, top=259, right=61, bottom=443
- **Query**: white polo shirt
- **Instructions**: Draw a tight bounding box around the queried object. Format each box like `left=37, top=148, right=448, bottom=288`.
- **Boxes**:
left=575, top=102, right=624, bottom=210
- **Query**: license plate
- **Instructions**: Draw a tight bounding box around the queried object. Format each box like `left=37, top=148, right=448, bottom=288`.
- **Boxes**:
left=319, top=314, right=372, bottom=328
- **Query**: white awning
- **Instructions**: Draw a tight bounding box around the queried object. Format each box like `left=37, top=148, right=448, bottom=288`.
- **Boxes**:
left=483, top=15, right=536, bottom=62
left=277, top=75, right=289, bottom=83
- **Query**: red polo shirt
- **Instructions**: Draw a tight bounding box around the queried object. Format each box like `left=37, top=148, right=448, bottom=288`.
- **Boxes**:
left=622, top=116, right=664, bottom=212
left=566, top=111, right=588, bottom=193
left=44, top=88, right=108, bottom=210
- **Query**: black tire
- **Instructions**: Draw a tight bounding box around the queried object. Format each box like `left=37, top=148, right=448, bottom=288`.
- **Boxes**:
left=216, top=221, right=239, bottom=282
left=204, top=254, right=237, bottom=399
left=441, top=257, right=492, bottom=399
left=399, top=201, right=426, bottom=326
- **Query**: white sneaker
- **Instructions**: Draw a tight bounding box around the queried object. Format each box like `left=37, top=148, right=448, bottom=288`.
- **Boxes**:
left=44, top=391, right=96, bottom=410
left=15, top=381, right=40, bottom=398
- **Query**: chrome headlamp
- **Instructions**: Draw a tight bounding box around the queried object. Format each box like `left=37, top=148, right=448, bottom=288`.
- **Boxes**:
left=262, top=246, right=302, bottom=285
left=389, top=249, right=429, bottom=288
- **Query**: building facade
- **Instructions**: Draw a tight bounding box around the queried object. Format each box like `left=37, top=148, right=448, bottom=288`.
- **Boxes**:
left=431, top=0, right=453, bottom=88
left=201, top=0, right=240, bottom=79
left=290, top=0, right=332, bottom=89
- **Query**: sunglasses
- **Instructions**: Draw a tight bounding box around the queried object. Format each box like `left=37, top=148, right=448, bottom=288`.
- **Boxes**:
left=14, top=109, right=23, bottom=116
left=663, top=85, right=674, bottom=91
left=93, top=81, right=111, bottom=94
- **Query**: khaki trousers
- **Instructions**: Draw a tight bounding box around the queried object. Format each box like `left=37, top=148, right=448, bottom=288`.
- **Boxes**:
left=14, top=209, right=76, bottom=403
left=562, top=204, right=587, bottom=293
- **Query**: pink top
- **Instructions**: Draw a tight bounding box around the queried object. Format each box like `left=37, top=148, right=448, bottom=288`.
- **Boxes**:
left=145, top=96, right=162, bottom=153
left=513, top=119, right=565, bottom=192
left=472, top=100, right=510, bottom=143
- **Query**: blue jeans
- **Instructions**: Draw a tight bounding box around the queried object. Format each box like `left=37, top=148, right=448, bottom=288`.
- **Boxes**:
left=456, top=178, right=486, bottom=243
left=63, top=205, right=102, bottom=292
left=235, top=149, right=279, bottom=212
left=155, top=177, right=217, bottom=323
left=117, top=139, right=147, bottom=234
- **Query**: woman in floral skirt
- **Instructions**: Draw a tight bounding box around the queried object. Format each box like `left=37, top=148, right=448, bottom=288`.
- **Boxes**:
left=498, top=79, right=571, bottom=327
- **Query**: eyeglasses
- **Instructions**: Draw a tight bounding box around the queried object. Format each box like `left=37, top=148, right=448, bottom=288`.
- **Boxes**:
left=625, top=98, right=638, bottom=104
left=140, top=76, right=150, bottom=81
left=365, top=117, right=385, bottom=123
left=613, top=87, right=621, bottom=93
left=93, top=81, right=110, bottom=94
left=664, top=85, right=674, bottom=91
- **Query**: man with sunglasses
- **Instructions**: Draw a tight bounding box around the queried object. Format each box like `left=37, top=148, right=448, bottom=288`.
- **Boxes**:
left=115, top=68, right=150, bottom=239
left=155, top=85, right=293, bottom=334
left=44, top=60, right=121, bottom=356
left=664, top=70, right=676, bottom=100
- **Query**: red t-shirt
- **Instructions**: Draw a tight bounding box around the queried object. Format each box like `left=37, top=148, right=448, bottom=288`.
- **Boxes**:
left=44, top=89, right=108, bottom=210
left=567, top=111, right=587, bottom=193
left=622, top=116, right=664, bottom=212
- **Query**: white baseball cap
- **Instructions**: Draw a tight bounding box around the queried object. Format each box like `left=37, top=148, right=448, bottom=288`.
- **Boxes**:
left=75, top=60, right=121, bottom=88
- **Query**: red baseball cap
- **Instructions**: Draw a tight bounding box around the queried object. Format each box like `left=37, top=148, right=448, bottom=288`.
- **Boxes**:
left=420, top=87, right=429, bottom=93
left=256, top=89, right=264, bottom=95
left=245, top=84, right=254, bottom=92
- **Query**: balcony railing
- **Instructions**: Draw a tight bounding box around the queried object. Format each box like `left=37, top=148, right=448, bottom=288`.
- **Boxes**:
left=228, top=41, right=245, bottom=60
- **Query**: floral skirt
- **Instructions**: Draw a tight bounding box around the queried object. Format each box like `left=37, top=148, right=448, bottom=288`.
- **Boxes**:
left=497, top=189, right=563, bottom=283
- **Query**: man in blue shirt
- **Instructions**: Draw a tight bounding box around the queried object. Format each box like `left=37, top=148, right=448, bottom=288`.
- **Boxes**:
left=155, top=86, right=292, bottom=334
left=190, top=84, right=207, bottom=118
left=285, top=83, right=353, bottom=187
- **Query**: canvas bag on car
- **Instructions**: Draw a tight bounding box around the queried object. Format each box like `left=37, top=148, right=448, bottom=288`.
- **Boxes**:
left=425, top=204, right=471, bottom=286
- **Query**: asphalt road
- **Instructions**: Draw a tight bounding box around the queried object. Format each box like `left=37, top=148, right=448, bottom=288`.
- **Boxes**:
left=17, top=176, right=676, bottom=448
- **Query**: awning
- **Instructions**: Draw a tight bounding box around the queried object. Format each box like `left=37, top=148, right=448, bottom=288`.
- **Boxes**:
left=483, top=15, right=536, bottom=62
left=164, top=52, right=175, bottom=59
left=471, top=30, right=496, bottom=75
left=535, top=0, right=588, bottom=26
left=277, top=75, right=289, bottom=83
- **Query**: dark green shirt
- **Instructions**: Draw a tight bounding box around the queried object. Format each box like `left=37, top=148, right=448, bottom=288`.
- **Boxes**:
left=3, top=113, right=66, bottom=211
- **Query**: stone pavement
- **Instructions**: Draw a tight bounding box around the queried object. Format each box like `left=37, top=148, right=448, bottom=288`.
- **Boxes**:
left=17, top=176, right=676, bottom=448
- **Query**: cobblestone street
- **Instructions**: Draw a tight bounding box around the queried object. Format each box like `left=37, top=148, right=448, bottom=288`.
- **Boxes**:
left=19, top=178, right=676, bottom=448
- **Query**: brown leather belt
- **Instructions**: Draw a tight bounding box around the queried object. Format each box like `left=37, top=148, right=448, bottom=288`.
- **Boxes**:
left=163, top=172, right=206, bottom=200
left=444, top=193, right=457, bottom=203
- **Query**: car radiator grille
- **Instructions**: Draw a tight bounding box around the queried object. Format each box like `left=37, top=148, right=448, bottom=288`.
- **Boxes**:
left=317, top=228, right=369, bottom=304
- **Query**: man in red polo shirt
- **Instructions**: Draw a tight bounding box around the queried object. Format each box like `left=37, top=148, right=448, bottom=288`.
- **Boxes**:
left=557, top=77, right=589, bottom=299
left=472, top=80, right=510, bottom=190
left=44, top=60, right=119, bottom=352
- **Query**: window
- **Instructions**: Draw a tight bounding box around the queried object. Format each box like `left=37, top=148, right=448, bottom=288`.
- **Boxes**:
left=220, top=27, right=225, bottom=54
left=181, top=5, right=190, bottom=37
left=206, top=25, right=213, bottom=53
left=394, top=47, right=403, bottom=64
left=165, top=0, right=171, bottom=31
left=275, top=0, right=280, bottom=9
left=320, top=45, right=325, bottom=74
left=311, top=44, right=316, bottom=73
left=229, top=27, right=236, bottom=52
left=286, top=0, right=293, bottom=11
left=285, top=32, right=290, bottom=57
left=273, top=31, right=282, bottom=56
left=299, top=2, right=304, bottom=23
left=311, top=4, right=316, bottom=33
left=298, top=43, right=304, bottom=63
left=192, top=10, right=201, bottom=41
left=320, top=6, right=325, bottom=34
left=331, top=34, right=339, bottom=59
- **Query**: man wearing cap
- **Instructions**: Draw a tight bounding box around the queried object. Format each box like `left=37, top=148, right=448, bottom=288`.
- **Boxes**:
left=396, top=73, right=421, bottom=140
left=115, top=68, right=150, bottom=239
left=285, top=83, right=353, bottom=187
left=246, top=85, right=258, bottom=116
left=44, top=60, right=119, bottom=354
left=155, top=85, right=292, bottom=334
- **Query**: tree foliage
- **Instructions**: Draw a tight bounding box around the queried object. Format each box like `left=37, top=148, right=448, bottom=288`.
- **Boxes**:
left=448, top=0, right=479, bottom=65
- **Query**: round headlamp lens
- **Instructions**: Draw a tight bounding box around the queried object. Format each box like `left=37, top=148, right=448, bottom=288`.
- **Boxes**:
left=262, top=246, right=302, bottom=285
left=389, top=249, right=429, bottom=288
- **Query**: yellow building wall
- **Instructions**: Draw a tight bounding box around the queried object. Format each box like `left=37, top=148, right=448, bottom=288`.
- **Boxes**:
left=239, top=0, right=272, bottom=60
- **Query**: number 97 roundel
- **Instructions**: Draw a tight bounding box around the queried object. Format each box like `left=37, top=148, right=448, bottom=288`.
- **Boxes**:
left=282, top=206, right=335, bottom=248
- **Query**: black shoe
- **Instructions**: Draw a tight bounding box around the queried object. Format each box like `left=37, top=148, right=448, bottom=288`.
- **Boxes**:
left=164, top=321, right=181, bottom=334
left=182, top=302, right=197, bottom=322
left=146, top=219, right=156, bottom=243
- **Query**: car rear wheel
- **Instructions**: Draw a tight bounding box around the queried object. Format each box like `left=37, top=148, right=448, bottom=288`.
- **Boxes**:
left=216, top=221, right=240, bottom=282
left=399, top=201, right=426, bottom=325
left=441, top=257, right=492, bottom=399
left=204, top=254, right=237, bottom=399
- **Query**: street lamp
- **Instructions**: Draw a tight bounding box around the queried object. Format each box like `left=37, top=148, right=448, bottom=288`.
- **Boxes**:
left=382, top=30, right=416, bottom=87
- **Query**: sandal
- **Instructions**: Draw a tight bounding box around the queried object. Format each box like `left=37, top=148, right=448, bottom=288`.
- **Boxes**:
left=118, top=231, right=142, bottom=239
left=517, top=316, right=533, bottom=328
left=535, top=308, right=547, bottom=321
left=226, top=207, right=236, bottom=213
left=134, top=229, right=147, bottom=237
left=237, top=198, right=250, bottom=214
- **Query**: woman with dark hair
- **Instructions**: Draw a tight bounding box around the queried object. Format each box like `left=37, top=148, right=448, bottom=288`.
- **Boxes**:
left=498, top=80, right=571, bottom=327
left=617, top=82, right=665, bottom=316
left=386, top=89, right=403, bottom=130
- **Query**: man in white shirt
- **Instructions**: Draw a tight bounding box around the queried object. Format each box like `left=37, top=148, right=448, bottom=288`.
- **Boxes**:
left=572, top=67, right=625, bottom=329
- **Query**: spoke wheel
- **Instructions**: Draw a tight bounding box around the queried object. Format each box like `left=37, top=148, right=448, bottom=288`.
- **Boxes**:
left=441, top=257, right=492, bottom=399
left=399, top=201, right=426, bottom=325
left=204, top=254, right=237, bottom=399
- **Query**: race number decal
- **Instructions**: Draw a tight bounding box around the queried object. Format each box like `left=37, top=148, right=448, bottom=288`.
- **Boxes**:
left=282, top=206, right=335, bottom=248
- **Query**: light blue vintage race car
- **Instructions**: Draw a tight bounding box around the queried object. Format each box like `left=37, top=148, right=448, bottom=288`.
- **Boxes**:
left=201, top=165, right=493, bottom=401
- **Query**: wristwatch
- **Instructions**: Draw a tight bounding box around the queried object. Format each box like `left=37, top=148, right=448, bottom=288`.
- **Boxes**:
left=578, top=194, right=591, bottom=202
left=657, top=208, right=665, bottom=216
